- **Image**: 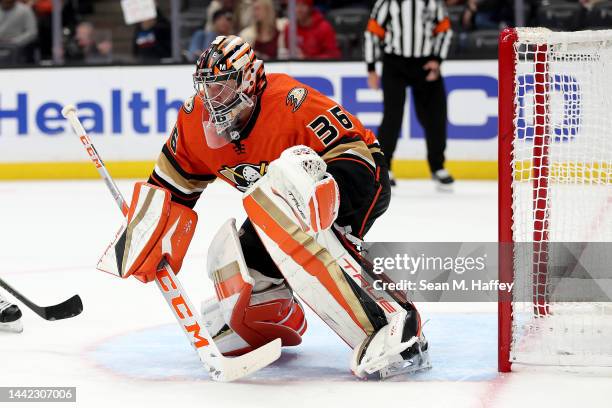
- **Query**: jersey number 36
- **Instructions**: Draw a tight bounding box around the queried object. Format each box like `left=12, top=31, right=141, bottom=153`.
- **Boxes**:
left=307, top=105, right=354, bottom=146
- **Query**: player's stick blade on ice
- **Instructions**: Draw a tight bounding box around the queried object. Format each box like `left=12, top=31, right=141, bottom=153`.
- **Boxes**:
left=209, top=338, right=282, bottom=382
left=38, top=295, right=84, bottom=321
left=0, top=278, right=83, bottom=321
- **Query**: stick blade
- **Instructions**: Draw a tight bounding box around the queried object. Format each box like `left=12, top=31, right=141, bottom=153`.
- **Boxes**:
left=209, top=338, right=282, bottom=382
left=43, top=295, right=83, bottom=321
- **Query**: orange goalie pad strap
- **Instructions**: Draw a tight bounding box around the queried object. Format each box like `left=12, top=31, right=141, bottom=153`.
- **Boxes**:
left=367, top=19, right=386, bottom=39
left=244, top=188, right=370, bottom=335
left=212, top=261, right=247, bottom=300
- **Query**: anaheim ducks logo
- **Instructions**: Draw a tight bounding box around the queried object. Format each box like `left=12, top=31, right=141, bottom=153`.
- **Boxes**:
left=219, top=162, right=269, bottom=192
left=286, top=87, right=308, bottom=112
left=182, top=95, right=195, bottom=114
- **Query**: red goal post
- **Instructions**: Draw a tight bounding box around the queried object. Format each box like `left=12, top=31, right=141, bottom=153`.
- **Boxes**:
left=498, top=27, right=612, bottom=372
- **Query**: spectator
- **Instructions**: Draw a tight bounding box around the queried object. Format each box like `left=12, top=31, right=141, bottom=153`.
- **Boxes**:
left=133, top=8, right=171, bottom=62
left=188, top=9, right=233, bottom=61
left=461, top=0, right=513, bottom=30
left=65, top=21, right=112, bottom=64
left=206, top=0, right=252, bottom=33
left=0, top=0, right=37, bottom=63
left=30, top=0, right=78, bottom=60
left=239, top=0, right=288, bottom=60
left=30, top=0, right=51, bottom=59
left=284, top=0, right=340, bottom=59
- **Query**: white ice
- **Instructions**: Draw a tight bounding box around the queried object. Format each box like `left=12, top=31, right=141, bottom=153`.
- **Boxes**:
left=0, top=179, right=609, bottom=408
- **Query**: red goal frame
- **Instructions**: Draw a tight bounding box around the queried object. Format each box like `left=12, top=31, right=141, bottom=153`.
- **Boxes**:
left=498, top=27, right=551, bottom=372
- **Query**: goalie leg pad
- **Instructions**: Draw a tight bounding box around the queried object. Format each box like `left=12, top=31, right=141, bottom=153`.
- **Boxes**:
left=244, top=178, right=377, bottom=348
left=204, top=219, right=307, bottom=356
left=202, top=272, right=307, bottom=356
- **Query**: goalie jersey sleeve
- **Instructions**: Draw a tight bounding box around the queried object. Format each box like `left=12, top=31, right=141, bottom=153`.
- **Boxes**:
left=148, top=96, right=217, bottom=208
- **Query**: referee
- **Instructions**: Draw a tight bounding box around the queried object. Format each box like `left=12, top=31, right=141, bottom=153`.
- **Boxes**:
left=365, top=0, right=453, bottom=189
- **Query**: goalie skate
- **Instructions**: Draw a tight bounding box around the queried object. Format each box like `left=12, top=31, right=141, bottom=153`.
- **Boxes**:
left=0, top=296, right=23, bottom=333
left=351, top=309, right=431, bottom=380
left=377, top=334, right=430, bottom=379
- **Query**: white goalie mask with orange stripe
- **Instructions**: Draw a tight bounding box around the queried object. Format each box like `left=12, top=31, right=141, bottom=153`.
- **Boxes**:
left=193, top=35, right=267, bottom=148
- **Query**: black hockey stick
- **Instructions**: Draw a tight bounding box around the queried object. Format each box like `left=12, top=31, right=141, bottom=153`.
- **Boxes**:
left=0, top=278, right=83, bottom=321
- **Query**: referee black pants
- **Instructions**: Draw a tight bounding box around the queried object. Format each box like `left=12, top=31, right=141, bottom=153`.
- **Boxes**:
left=378, top=54, right=448, bottom=173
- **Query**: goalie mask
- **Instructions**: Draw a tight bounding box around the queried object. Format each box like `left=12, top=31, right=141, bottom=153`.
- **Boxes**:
left=194, top=35, right=267, bottom=148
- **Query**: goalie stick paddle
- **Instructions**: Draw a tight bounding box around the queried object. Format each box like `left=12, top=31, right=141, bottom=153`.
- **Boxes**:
left=0, top=277, right=83, bottom=321
left=61, top=104, right=281, bottom=382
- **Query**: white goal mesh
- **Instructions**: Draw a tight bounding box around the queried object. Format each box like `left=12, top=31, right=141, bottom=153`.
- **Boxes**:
left=509, top=28, right=612, bottom=367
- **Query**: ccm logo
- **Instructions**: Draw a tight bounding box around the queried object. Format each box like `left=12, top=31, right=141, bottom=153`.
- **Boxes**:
left=156, top=268, right=210, bottom=348
left=79, top=135, right=102, bottom=168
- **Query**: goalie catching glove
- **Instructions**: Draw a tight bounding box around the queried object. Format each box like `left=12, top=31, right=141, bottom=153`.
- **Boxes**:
left=264, top=146, right=340, bottom=233
left=97, top=182, right=198, bottom=283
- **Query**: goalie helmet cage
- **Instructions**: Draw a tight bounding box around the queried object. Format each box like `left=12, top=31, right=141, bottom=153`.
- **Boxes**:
left=498, top=27, right=612, bottom=372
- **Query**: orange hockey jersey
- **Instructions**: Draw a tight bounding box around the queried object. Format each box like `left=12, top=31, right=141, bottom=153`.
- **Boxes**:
left=149, top=73, right=381, bottom=207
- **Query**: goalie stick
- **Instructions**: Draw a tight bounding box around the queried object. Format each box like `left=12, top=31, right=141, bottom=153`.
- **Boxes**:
left=0, top=277, right=83, bottom=321
left=61, top=104, right=281, bottom=382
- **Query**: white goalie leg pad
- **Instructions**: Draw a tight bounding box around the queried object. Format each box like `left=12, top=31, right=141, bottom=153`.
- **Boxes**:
left=243, top=148, right=381, bottom=348
left=201, top=269, right=301, bottom=355
left=350, top=310, right=431, bottom=379
left=203, top=218, right=307, bottom=355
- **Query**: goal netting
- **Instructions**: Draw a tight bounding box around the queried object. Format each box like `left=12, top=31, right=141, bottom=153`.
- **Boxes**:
left=498, top=27, right=612, bottom=371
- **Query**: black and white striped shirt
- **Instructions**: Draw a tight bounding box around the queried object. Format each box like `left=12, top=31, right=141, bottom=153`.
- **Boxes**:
left=364, top=0, right=453, bottom=72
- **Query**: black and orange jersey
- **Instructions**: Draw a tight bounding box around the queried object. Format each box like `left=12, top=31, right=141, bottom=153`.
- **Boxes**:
left=149, top=73, right=381, bottom=207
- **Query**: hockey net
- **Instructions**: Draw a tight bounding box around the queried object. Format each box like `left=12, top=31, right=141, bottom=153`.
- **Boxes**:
left=498, top=28, right=612, bottom=371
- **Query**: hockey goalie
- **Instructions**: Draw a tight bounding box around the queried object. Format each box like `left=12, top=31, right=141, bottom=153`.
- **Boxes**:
left=99, top=35, right=429, bottom=379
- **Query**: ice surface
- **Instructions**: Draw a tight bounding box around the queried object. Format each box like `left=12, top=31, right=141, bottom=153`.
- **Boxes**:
left=0, top=179, right=609, bottom=407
